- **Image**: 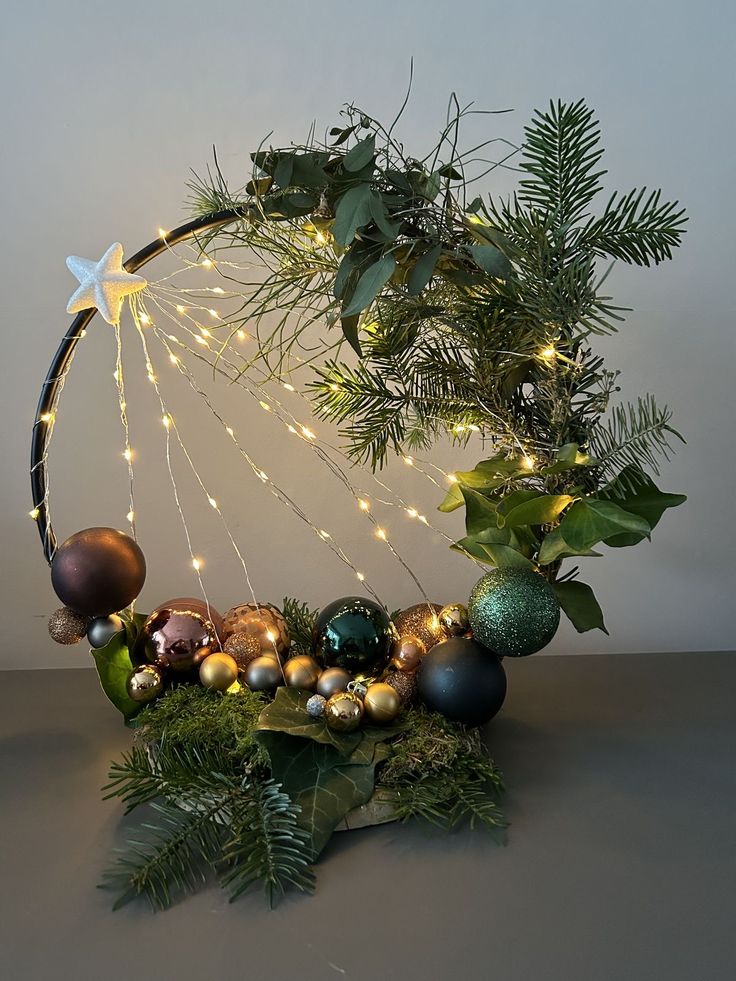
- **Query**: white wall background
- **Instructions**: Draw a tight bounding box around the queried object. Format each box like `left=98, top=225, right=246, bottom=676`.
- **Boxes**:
left=1, top=0, right=734, bottom=670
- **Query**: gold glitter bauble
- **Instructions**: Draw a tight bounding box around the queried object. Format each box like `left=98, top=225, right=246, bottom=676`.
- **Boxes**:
left=126, top=664, right=164, bottom=703
left=222, top=602, right=290, bottom=655
left=439, top=603, right=471, bottom=637
left=363, top=682, right=401, bottom=724
left=283, top=655, right=321, bottom=691
left=223, top=631, right=263, bottom=671
left=385, top=669, right=417, bottom=705
left=390, top=633, right=427, bottom=672
left=325, top=691, right=364, bottom=732
left=244, top=655, right=282, bottom=692
left=48, top=606, right=89, bottom=645
left=393, top=603, right=445, bottom=651
left=199, top=652, right=239, bottom=691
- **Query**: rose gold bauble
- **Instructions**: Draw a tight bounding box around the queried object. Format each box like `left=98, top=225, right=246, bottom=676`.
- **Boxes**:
left=392, top=603, right=445, bottom=651
left=135, top=598, right=223, bottom=675
left=390, top=632, right=427, bottom=672
left=222, top=602, right=290, bottom=656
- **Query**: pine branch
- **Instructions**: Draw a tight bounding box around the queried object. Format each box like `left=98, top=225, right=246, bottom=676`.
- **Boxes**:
left=591, top=394, right=684, bottom=479
left=576, top=188, right=687, bottom=266
left=282, top=596, right=319, bottom=653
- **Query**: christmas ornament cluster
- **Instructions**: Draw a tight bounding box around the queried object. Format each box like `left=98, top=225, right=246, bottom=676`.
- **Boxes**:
left=47, top=525, right=562, bottom=728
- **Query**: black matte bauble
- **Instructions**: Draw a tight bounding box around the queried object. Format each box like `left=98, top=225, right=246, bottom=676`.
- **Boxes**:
left=313, top=596, right=395, bottom=675
left=135, top=598, right=222, bottom=676
left=417, top=637, right=506, bottom=727
left=50, top=527, right=146, bottom=617
left=87, top=614, right=125, bottom=649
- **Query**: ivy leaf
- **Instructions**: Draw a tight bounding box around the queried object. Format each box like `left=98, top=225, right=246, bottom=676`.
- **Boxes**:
left=469, top=244, right=513, bottom=279
left=343, top=136, right=376, bottom=172
left=546, top=499, right=651, bottom=560
left=537, top=527, right=602, bottom=565
left=341, top=254, right=396, bottom=318
left=407, top=244, right=442, bottom=295
left=481, top=544, right=536, bottom=569
left=475, top=455, right=528, bottom=476
left=332, top=184, right=373, bottom=246
left=256, top=687, right=362, bottom=754
left=553, top=580, right=608, bottom=634
left=600, top=466, right=686, bottom=547
left=500, top=494, right=575, bottom=528
left=461, top=486, right=500, bottom=536
left=91, top=630, right=140, bottom=720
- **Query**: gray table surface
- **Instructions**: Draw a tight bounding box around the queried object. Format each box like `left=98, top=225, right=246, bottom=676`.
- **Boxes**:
left=1, top=652, right=734, bottom=981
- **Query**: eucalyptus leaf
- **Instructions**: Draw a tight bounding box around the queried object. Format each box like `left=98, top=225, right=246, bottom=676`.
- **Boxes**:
left=332, top=184, right=373, bottom=246
left=469, top=244, right=513, bottom=279
left=340, top=314, right=362, bottom=356
left=553, top=580, right=608, bottom=634
left=343, top=136, right=376, bottom=172
left=407, top=244, right=442, bottom=295
left=368, top=191, right=400, bottom=242
left=341, top=254, right=396, bottom=318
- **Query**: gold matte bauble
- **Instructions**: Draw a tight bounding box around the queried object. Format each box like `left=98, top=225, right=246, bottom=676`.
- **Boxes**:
left=222, top=602, right=290, bottom=656
left=283, top=655, right=321, bottom=690
left=385, top=669, right=418, bottom=705
left=244, top=655, right=283, bottom=692
left=223, top=631, right=263, bottom=671
left=439, top=603, right=471, bottom=637
left=126, top=664, right=164, bottom=703
left=324, top=691, right=364, bottom=732
left=392, top=603, right=445, bottom=651
left=48, top=606, right=89, bottom=645
left=363, top=682, right=401, bottom=724
left=199, top=652, right=239, bottom=691
left=316, top=666, right=352, bottom=698
left=390, top=632, right=427, bottom=672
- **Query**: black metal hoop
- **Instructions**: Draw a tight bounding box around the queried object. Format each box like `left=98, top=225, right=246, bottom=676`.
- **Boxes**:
left=30, top=208, right=245, bottom=565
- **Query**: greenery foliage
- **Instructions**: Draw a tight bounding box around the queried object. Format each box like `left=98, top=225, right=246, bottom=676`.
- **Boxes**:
left=188, top=95, right=687, bottom=633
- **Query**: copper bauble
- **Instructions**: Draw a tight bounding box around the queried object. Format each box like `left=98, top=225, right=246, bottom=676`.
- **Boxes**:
left=392, top=603, right=445, bottom=651
left=385, top=669, right=418, bottom=705
left=438, top=602, right=471, bottom=637
left=135, top=598, right=223, bottom=676
left=316, top=666, right=352, bottom=698
left=48, top=606, right=89, bottom=645
left=244, top=655, right=282, bottom=692
left=283, top=655, right=321, bottom=690
left=390, top=633, right=427, bottom=672
left=223, top=631, right=262, bottom=671
left=50, top=527, right=146, bottom=617
left=199, top=652, right=239, bottom=691
left=363, top=682, right=401, bottom=724
left=126, top=664, right=164, bottom=703
left=222, top=602, right=290, bottom=656
left=324, top=691, right=364, bottom=732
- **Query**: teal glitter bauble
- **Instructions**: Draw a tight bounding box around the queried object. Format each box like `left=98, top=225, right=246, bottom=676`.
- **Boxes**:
left=468, top=569, right=560, bottom=657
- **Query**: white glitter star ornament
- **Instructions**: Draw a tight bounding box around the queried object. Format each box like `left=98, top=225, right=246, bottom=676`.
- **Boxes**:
left=66, top=243, right=147, bottom=325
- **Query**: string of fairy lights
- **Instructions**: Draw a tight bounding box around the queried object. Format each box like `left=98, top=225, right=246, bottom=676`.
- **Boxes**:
left=32, top=228, right=564, bottom=614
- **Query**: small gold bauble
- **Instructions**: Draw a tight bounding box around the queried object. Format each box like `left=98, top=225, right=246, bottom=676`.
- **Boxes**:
left=325, top=691, right=364, bottom=732
left=363, top=682, right=401, bottom=724
left=48, top=606, right=89, bottom=645
left=393, top=603, right=445, bottom=651
left=316, top=666, right=352, bottom=698
left=223, top=631, right=263, bottom=671
left=199, top=652, right=239, bottom=691
left=390, top=632, right=427, bottom=672
left=283, top=655, right=321, bottom=690
left=244, top=655, right=283, bottom=692
left=439, top=602, right=471, bottom=637
left=126, top=664, right=164, bottom=703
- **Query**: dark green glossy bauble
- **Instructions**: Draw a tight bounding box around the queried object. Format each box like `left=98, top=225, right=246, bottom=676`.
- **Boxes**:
left=314, top=596, right=395, bottom=675
left=468, top=568, right=560, bottom=657
left=417, top=637, right=506, bottom=726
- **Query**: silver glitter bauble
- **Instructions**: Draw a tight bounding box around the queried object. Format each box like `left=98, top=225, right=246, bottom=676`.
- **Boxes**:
left=468, top=569, right=560, bottom=657
left=306, top=693, right=327, bottom=718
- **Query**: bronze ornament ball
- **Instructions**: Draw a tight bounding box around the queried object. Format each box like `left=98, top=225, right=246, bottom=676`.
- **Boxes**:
left=392, top=603, right=445, bottom=652
left=126, top=664, right=164, bottom=704
left=283, top=655, right=321, bottom=690
left=390, top=633, right=427, bottom=672
left=417, top=637, right=507, bottom=727
left=314, top=596, right=395, bottom=674
left=324, top=691, right=364, bottom=732
left=223, top=631, right=262, bottom=671
left=135, top=598, right=223, bottom=676
left=468, top=568, right=561, bottom=657
left=316, top=666, right=352, bottom=698
left=245, top=655, right=282, bottom=692
left=50, top=527, right=146, bottom=617
left=438, top=603, right=471, bottom=637
left=48, top=607, right=89, bottom=645
left=363, top=682, right=401, bottom=724
left=222, top=602, right=290, bottom=656
left=87, top=614, right=124, bottom=649
left=385, top=669, right=417, bottom=705
left=199, top=652, right=239, bottom=691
